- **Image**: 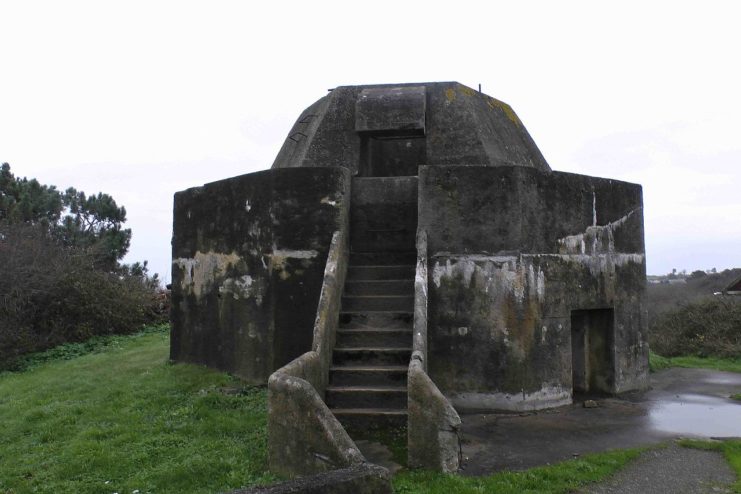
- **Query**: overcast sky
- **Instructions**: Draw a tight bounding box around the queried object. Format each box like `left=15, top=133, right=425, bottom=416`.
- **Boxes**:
left=2, top=1, right=739, bottom=280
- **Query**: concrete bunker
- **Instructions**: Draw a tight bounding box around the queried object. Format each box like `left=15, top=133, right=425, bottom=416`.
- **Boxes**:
left=171, top=82, right=648, bottom=476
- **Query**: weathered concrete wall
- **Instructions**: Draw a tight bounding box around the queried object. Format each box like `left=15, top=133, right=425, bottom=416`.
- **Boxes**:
left=419, top=165, right=648, bottom=411
left=271, top=82, right=550, bottom=174
left=234, top=464, right=392, bottom=494
left=424, top=83, right=549, bottom=170
left=171, top=167, right=351, bottom=383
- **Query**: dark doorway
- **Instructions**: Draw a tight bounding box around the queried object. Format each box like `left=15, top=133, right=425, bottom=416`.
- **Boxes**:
left=571, top=308, right=614, bottom=395
left=359, top=134, right=425, bottom=177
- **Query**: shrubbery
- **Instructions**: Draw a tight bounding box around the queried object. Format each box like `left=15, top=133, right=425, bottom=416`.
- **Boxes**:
left=646, top=268, right=741, bottom=328
left=649, top=297, right=741, bottom=358
left=0, top=164, right=165, bottom=370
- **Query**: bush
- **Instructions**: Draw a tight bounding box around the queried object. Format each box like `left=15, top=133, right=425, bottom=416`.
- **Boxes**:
left=646, top=268, right=741, bottom=328
left=0, top=223, right=163, bottom=370
left=649, top=297, right=741, bottom=358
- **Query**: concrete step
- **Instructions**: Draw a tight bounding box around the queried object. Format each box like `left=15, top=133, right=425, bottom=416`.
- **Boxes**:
left=333, top=347, right=412, bottom=366
left=342, top=295, right=414, bottom=312
left=325, top=386, right=407, bottom=409
left=350, top=251, right=417, bottom=266
left=329, top=365, right=408, bottom=387
left=339, top=311, right=413, bottom=329
left=347, top=265, right=414, bottom=281
left=336, top=328, right=412, bottom=348
left=350, top=231, right=416, bottom=254
left=344, top=279, right=414, bottom=296
left=331, top=408, right=408, bottom=430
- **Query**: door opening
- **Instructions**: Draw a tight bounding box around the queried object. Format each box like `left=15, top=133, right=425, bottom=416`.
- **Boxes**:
left=571, top=308, right=614, bottom=396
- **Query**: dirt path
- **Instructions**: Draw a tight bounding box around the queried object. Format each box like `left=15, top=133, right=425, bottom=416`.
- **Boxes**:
left=580, top=443, right=735, bottom=494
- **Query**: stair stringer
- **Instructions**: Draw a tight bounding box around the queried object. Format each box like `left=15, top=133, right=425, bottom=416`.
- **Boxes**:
left=407, top=229, right=463, bottom=472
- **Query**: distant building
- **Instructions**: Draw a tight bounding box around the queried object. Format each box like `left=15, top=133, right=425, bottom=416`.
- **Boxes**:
left=716, top=276, right=741, bottom=296
left=665, top=278, right=687, bottom=285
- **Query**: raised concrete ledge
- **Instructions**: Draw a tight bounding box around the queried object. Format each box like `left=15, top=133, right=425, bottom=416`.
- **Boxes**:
left=449, top=386, right=572, bottom=413
left=233, top=463, right=392, bottom=494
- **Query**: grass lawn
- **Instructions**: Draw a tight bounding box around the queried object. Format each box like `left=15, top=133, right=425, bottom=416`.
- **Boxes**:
left=0, top=326, right=275, bottom=494
left=649, top=351, right=741, bottom=373
left=393, top=448, right=643, bottom=494
left=3, top=330, right=737, bottom=493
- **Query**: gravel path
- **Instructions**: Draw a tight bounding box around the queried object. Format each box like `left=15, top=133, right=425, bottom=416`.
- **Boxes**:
left=580, top=443, right=736, bottom=494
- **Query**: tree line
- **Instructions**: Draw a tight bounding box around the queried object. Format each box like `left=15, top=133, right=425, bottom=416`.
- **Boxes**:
left=0, top=163, right=165, bottom=369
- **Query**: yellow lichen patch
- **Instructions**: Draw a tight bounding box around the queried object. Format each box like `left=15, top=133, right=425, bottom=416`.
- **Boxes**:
left=501, top=104, right=522, bottom=127
left=270, top=249, right=318, bottom=280
left=487, top=97, right=522, bottom=127
left=270, top=254, right=291, bottom=279
left=445, top=88, right=456, bottom=102
left=460, top=85, right=476, bottom=97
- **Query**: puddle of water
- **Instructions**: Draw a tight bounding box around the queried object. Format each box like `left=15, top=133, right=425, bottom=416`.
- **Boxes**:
left=650, top=394, right=741, bottom=437
left=703, top=375, right=741, bottom=386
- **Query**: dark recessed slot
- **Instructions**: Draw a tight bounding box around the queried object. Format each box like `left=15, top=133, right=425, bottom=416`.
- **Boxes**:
left=571, top=308, right=615, bottom=396
left=359, top=134, right=425, bottom=177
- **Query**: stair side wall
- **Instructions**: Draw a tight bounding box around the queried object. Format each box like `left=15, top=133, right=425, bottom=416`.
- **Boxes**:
left=408, top=229, right=462, bottom=472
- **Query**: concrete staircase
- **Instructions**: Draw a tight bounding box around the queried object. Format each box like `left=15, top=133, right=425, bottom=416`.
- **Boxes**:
left=327, top=250, right=415, bottom=430
left=327, top=176, right=417, bottom=432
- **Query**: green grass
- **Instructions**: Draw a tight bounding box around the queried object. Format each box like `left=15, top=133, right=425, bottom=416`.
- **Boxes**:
left=393, top=448, right=643, bottom=494
left=0, top=326, right=275, bottom=494
left=347, top=425, right=407, bottom=467
left=649, top=351, right=741, bottom=373
left=6, top=331, right=733, bottom=493
left=2, top=324, right=171, bottom=373
left=732, top=394, right=741, bottom=402
left=678, top=439, right=741, bottom=493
